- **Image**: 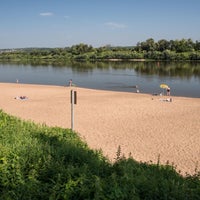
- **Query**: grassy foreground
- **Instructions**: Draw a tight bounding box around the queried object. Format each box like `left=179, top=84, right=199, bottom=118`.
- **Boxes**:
left=0, top=110, right=200, bottom=200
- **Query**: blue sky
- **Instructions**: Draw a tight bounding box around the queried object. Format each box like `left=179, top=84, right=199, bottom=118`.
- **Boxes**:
left=0, top=0, right=200, bottom=48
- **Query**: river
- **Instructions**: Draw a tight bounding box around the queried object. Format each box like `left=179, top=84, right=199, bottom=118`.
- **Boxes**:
left=0, top=61, right=199, bottom=98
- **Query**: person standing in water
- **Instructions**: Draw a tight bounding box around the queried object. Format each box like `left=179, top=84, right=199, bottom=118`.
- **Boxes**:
left=69, top=79, right=72, bottom=86
left=166, top=87, right=170, bottom=96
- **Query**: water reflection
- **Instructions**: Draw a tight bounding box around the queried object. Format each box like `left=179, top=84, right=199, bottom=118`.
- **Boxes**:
left=0, top=61, right=199, bottom=97
left=1, top=60, right=200, bottom=77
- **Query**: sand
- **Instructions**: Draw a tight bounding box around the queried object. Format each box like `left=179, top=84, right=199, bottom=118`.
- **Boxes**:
left=0, top=82, right=200, bottom=175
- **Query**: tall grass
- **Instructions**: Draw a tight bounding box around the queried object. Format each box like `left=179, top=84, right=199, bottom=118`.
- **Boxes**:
left=0, top=110, right=199, bottom=199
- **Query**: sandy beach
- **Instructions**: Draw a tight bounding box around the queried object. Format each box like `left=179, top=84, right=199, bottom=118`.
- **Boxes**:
left=0, top=82, right=200, bottom=175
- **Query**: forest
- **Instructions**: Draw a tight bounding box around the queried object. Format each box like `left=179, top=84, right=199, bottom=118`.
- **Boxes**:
left=1, top=38, right=200, bottom=61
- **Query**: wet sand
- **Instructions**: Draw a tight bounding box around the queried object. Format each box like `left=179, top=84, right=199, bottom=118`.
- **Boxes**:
left=0, top=83, right=200, bottom=175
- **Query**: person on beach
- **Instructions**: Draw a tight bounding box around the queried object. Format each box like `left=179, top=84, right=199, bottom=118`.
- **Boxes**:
left=69, top=79, right=72, bottom=87
left=166, top=87, right=170, bottom=96
left=136, top=85, right=140, bottom=93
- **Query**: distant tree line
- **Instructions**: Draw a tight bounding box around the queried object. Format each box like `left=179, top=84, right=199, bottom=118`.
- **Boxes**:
left=1, top=38, right=200, bottom=61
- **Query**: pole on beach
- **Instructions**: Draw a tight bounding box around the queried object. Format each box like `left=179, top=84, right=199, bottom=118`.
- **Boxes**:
left=70, top=90, right=77, bottom=130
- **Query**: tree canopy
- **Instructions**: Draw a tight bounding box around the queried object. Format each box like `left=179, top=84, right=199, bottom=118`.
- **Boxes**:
left=1, top=38, right=200, bottom=61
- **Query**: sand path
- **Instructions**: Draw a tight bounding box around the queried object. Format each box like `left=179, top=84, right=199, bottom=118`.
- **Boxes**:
left=0, top=83, right=200, bottom=175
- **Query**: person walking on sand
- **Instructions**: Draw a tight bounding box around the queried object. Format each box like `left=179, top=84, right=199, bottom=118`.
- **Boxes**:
left=166, top=87, right=170, bottom=96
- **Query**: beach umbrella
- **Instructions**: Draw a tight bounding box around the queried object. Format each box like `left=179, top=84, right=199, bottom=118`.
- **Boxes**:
left=160, top=83, right=168, bottom=89
left=160, top=84, right=168, bottom=95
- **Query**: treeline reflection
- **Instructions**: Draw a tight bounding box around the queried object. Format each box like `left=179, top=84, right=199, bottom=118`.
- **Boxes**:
left=1, top=60, right=200, bottom=78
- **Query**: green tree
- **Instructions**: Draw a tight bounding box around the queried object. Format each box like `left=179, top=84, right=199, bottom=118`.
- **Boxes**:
left=194, top=40, right=200, bottom=51
left=140, top=38, right=156, bottom=51
left=157, top=39, right=170, bottom=51
left=175, top=39, right=194, bottom=53
left=71, top=43, right=93, bottom=55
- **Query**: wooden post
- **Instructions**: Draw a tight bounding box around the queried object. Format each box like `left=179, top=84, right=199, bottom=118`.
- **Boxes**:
left=70, top=90, right=77, bottom=130
left=71, top=90, right=74, bottom=130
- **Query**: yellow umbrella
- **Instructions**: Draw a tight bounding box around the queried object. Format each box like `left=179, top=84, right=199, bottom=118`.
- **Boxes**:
left=160, top=84, right=168, bottom=95
left=160, top=83, right=168, bottom=89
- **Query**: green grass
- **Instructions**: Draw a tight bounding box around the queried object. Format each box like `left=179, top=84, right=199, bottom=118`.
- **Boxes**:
left=0, top=110, right=200, bottom=200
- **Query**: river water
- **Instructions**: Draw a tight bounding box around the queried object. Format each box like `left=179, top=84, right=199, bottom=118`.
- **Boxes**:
left=0, top=61, right=199, bottom=98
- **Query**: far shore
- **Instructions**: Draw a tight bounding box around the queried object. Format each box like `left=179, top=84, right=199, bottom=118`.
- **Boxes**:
left=0, top=82, right=200, bottom=175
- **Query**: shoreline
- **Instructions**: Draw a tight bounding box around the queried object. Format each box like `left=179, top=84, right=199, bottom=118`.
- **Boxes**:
left=0, top=82, right=200, bottom=175
left=1, top=81, right=199, bottom=99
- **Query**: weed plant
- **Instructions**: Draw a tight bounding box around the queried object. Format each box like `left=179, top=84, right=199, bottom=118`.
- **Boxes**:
left=0, top=110, right=199, bottom=199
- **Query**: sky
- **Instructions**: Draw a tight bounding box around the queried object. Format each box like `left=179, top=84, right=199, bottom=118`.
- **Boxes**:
left=0, top=0, right=200, bottom=49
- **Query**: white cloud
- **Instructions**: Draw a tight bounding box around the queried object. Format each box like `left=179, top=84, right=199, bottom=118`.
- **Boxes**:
left=40, top=12, right=54, bottom=16
left=104, top=22, right=126, bottom=29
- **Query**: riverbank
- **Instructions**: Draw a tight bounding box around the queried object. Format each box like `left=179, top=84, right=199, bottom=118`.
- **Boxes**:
left=0, top=82, right=200, bottom=175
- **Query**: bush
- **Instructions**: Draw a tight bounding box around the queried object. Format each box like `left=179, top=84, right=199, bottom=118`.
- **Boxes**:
left=0, top=110, right=200, bottom=199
